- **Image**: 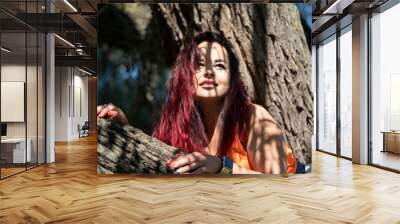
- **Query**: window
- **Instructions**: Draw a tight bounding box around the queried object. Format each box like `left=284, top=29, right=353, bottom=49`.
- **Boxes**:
left=317, top=35, right=337, bottom=154
left=370, top=3, right=400, bottom=171
left=340, top=27, right=352, bottom=158
left=0, top=1, right=47, bottom=179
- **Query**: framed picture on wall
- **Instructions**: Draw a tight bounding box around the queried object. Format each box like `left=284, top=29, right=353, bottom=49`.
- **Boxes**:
left=97, top=3, right=312, bottom=175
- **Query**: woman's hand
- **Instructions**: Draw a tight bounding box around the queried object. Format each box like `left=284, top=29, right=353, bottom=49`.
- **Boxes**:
left=97, top=103, right=129, bottom=126
left=168, top=152, right=222, bottom=174
left=232, top=163, right=262, bottom=174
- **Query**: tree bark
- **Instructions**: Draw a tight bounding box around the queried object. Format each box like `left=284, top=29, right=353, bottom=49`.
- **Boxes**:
left=151, top=3, right=313, bottom=165
left=97, top=119, right=182, bottom=174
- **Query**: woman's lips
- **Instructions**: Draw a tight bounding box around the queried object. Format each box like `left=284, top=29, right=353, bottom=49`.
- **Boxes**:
left=201, top=85, right=216, bottom=90
left=200, top=80, right=218, bottom=90
left=199, top=80, right=218, bottom=87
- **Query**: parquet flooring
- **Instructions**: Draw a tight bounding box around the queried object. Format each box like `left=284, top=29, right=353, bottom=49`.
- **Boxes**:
left=0, top=135, right=400, bottom=223
left=372, top=150, right=400, bottom=171
left=1, top=167, right=26, bottom=177
left=1, top=163, right=43, bottom=178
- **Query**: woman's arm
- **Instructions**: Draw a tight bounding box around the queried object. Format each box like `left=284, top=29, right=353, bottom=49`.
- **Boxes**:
left=245, top=104, right=287, bottom=174
left=169, top=151, right=223, bottom=174
left=232, top=163, right=262, bottom=174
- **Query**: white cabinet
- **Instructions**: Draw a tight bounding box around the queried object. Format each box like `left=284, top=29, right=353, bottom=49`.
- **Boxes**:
left=1, top=138, right=32, bottom=163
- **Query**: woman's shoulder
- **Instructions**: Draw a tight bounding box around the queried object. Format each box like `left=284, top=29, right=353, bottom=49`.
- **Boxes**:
left=248, top=103, right=277, bottom=124
left=247, top=103, right=282, bottom=135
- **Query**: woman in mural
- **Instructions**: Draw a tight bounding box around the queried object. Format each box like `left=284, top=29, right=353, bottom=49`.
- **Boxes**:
left=97, top=32, right=296, bottom=174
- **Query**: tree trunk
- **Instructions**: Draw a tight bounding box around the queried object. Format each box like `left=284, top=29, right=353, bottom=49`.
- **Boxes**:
left=151, top=3, right=313, bottom=165
left=97, top=119, right=182, bottom=174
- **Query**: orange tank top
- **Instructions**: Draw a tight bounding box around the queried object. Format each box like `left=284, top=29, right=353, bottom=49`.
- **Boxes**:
left=225, top=132, right=297, bottom=174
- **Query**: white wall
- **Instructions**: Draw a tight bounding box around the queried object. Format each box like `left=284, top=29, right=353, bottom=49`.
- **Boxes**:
left=1, top=65, right=39, bottom=137
left=72, top=71, right=89, bottom=138
left=1, top=63, right=46, bottom=164
left=54, top=67, right=89, bottom=141
left=55, top=67, right=68, bottom=141
left=1, top=65, right=26, bottom=143
left=1, top=65, right=26, bottom=138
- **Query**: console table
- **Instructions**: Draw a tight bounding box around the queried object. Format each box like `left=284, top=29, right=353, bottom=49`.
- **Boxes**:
left=381, top=131, right=400, bottom=154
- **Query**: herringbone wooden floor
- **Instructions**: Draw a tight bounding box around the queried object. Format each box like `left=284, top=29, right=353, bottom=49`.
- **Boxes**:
left=0, top=135, right=400, bottom=223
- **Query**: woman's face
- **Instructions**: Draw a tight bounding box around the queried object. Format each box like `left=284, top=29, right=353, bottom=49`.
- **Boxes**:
left=194, top=41, right=230, bottom=101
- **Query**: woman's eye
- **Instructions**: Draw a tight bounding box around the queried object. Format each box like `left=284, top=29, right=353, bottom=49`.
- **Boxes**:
left=198, top=62, right=205, bottom=67
left=215, top=64, right=226, bottom=69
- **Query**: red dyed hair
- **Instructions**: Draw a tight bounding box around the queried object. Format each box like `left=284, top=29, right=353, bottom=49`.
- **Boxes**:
left=152, top=32, right=250, bottom=156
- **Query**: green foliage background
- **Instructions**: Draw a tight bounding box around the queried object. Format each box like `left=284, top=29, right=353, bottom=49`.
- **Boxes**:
left=98, top=4, right=169, bottom=135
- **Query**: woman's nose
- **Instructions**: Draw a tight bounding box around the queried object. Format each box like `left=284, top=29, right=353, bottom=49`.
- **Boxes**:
left=205, top=67, right=214, bottom=77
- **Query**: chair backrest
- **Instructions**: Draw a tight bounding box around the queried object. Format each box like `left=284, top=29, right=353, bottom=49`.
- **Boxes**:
left=82, top=121, right=90, bottom=129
